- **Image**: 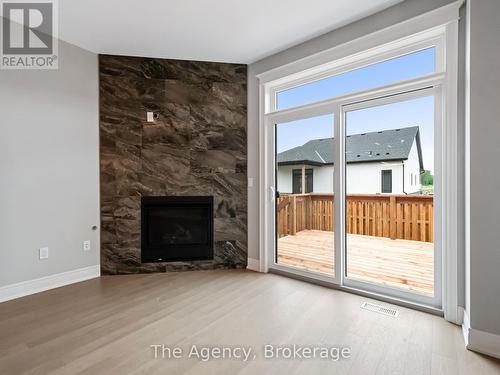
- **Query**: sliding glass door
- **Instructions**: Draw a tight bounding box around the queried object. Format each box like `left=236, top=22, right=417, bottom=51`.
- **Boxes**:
left=263, top=32, right=454, bottom=309
left=267, top=88, right=441, bottom=307
left=274, top=114, right=335, bottom=277
left=342, top=92, right=440, bottom=305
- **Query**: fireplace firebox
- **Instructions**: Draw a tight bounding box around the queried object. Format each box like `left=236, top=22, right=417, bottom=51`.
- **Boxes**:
left=141, top=196, right=214, bottom=263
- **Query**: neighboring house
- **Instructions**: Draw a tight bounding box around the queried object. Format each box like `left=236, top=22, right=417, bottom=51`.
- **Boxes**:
left=277, top=126, right=424, bottom=195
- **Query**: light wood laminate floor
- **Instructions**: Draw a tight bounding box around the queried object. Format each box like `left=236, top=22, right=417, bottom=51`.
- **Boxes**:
left=0, top=270, right=498, bottom=375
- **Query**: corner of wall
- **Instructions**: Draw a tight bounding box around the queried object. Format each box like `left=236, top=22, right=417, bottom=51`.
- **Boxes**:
left=246, top=258, right=261, bottom=272
left=462, top=308, right=500, bottom=359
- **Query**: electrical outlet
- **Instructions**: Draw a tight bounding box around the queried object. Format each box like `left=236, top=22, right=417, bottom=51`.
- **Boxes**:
left=83, top=240, right=91, bottom=251
left=39, top=247, right=49, bottom=260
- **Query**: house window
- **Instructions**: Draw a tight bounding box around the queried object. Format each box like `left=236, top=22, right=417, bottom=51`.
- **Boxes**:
left=381, top=170, right=392, bottom=193
left=292, top=169, right=313, bottom=194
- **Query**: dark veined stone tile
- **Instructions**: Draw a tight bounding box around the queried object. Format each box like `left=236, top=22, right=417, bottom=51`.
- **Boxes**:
left=141, top=144, right=191, bottom=184
left=214, top=197, right=246, bottom=218
left=214, top=241, right=247, bottom=267
left=191, top=150, right=237, bottom=173
left=100, top=215, right=116, bottom=244
left=214, top=217, right=247, bottom=243
left=137, top=173, right=166, bottom=196
left=210, top=82, right=247, bottom=107
left=164, top=79, right=214, bottom=106
left=211, top=172, right=247, bottom=198
left=100, top=54, right=247, bottom=275
left=164, top=261, right=215, bottom=272
left=189, top=103, right=246, bottom=129
left=142, top=117, right=192, bottom=146
left=113, top=197, right=140, bottom=220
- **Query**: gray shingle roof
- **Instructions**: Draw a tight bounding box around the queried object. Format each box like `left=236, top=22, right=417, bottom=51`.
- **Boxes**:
left=277, top=126, right=423, bottom=168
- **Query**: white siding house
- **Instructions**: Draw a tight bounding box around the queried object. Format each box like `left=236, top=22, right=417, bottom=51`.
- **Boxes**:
left=277, top=127, right=423, bottom=195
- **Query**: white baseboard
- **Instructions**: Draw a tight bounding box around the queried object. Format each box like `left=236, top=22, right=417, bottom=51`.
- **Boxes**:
left=462, top=309, right=500, bottom=359
left=462, top=309, right=471, bottom=347
left=247, top=258, right=261, bottom=272
left=0, top=265, right=101, bottom=303
left=457, top=306, right=464, bottom=324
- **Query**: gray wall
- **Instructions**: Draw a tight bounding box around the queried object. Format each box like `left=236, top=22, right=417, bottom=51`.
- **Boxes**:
left=467, top=0, right=500, bottom=336
left=247, top=0, right=456, bottom=262
left=0, top=40, right=100, bottom=287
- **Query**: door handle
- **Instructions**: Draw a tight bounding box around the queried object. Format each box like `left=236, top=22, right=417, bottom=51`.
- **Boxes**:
left=269, top=186, right=275, bottom=202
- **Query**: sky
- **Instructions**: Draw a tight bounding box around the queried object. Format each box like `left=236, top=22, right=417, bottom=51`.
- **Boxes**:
left=276, top=48, right=435, bottom=173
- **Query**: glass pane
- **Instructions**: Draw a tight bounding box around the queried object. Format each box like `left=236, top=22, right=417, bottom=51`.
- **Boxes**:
left=276, top=114, right=335, bottom=276
left=344, top=96, right=435, bottom=296
left=277, top=48, right=435, bottom=110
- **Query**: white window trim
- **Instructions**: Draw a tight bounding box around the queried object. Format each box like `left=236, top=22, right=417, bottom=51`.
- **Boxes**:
left=256, top=1, right=461, bottom=86
left=265, top=33, right=444, bottom=111
left=257, top=3, right=461, bottom=323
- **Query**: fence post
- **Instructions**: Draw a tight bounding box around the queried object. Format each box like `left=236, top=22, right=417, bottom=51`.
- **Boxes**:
left=389, top=195, right=397, bottom=240
left=307, top=195, right=313, bottom=230
left=291, top=195, right=297, bottom=235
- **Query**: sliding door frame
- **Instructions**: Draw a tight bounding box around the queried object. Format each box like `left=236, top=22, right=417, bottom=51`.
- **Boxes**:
left=265, top=78, right=444, bottom=305
left=258, top=15, right=459, bottom=321
left=340, top=87, right=442, bottom=308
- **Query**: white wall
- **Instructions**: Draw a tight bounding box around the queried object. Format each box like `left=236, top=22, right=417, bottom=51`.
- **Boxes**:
left=0, top=40, right=100, bottom=289
left=314, top=165, right=334, bottom=193
left=403, top=139, right=422, bottom=194
left=277, top=162, right=407, bottom=194
left=465, top=0, right=500, bottom=341
left=247, top=0, right=456, bottom=262
left=276, top=165, right=294, bottom=193
left=347, top=162, right=403, bottom=194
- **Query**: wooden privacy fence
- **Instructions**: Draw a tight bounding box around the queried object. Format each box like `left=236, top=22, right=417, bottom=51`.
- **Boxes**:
left=277, top=193, right=434, bottom=243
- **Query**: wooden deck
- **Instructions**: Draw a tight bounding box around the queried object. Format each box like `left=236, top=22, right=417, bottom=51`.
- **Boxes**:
left=277, top=229, right=434, bottom=295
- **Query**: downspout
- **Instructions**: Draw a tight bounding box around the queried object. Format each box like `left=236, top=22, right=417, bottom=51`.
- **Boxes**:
left=402, top=161, right=407, bottom=195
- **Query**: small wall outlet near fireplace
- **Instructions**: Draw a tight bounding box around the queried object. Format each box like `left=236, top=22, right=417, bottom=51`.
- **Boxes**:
left=39, top=247, right=49, bottom=260
left=83, top=240, right=91, bottom=251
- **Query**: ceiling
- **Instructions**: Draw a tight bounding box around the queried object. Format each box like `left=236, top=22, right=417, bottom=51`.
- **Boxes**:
left=59, top=0, right=402, bottom=64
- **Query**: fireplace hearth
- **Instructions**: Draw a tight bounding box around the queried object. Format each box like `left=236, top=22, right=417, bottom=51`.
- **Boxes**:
left=141, top=196, right=214, bottom=263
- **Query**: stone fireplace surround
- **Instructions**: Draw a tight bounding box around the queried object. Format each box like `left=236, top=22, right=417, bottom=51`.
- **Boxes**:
left=99, top=54, right=247, bottom=274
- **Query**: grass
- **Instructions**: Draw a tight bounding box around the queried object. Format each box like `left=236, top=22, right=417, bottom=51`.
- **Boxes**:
left=421, top=184, right=434, bottom=195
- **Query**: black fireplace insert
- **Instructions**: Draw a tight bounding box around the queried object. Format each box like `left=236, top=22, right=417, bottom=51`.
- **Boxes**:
left=141, top=196, right=213, bottom=262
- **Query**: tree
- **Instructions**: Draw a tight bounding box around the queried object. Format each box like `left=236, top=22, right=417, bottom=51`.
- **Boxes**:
left=420, top=170, right=433, bottom=185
